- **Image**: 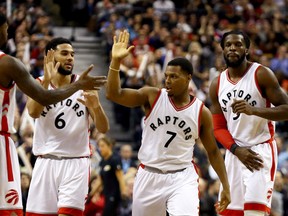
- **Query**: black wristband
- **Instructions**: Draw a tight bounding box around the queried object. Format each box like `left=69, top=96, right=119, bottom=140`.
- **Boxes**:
left=230, top=143, right=239, bottom=154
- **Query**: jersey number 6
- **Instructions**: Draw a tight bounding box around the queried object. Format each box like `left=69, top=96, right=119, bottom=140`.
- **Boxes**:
left=55, top=112, right=66, bottom=129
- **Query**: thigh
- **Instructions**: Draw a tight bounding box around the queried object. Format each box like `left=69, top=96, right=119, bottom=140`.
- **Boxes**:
left=219, top=151, right=245, bottom=211
left=167, top=166, right=199, bottom=216
left=244, top=141, right=277, bottom=212
left=58, top=158, right=90, bottom=212
left=132, top=167, right=167, bottom=216
left=26, top=158, right=58, bottom=214
left=0, top=136, right=23, bottom=213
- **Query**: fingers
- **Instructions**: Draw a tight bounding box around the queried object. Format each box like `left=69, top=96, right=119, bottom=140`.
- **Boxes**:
left=243, top=152, right=264, bottom=172
left=81, top=64, right=94, bottom=76
left=116, top=30, right=130, bottom=43
left=127, top=45, right=135, bottom=52
left=54, top=62, right=60, bottom=71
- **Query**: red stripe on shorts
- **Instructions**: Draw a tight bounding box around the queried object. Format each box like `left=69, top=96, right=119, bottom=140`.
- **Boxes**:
left=5, top=135, right=14, bottom=181
left=0, top=209, right=23, bottom=216
left=244, top=202, right=270, bottom=214
left=219, top=209, right=244, bottom=216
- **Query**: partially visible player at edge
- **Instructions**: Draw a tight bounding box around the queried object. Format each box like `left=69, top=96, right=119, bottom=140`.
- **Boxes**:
left=0, top=13, right=106, bottom=216
left=209, top=30, right=288, bottom=216
left=106, top=30, right=230, bottom=216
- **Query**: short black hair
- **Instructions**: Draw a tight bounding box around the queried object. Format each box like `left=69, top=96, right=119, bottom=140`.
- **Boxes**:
left=167, top=57, right=193, bottom=76
left=220, top=30, right=250, bottom=49
left=0, top=12, right=7, bottom=26
left=45, top=37, right=72, bottom=54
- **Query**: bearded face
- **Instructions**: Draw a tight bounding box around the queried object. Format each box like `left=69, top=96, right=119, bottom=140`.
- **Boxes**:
left=58, top=64, right=73, bottom=75
left=223, top=52, right=246, bottom=68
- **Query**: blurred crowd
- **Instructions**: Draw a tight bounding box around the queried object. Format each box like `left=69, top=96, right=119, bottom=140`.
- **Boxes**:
left=1, top=0, right=288, bottom=215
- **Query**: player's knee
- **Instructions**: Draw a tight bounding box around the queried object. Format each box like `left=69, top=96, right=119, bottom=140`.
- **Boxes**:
left=244, top=210, right=265, bottom=216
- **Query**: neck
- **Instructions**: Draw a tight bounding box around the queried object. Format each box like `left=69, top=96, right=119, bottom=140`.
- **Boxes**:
left=51, top=74, right=73, bottom=88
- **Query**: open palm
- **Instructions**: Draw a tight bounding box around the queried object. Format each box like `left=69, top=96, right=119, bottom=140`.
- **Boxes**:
left=44, top=50, right=59, bottom=82
left=112, top=30, right=134, bottom=60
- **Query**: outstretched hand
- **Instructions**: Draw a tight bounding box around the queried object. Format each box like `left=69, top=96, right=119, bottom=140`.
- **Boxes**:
left=112, top=30, right=134, bottom=61
left=77, top=64, right=107, bottom=90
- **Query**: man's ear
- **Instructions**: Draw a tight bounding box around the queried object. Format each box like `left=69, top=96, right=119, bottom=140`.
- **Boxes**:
left=245, top=49, right=249, bottom=56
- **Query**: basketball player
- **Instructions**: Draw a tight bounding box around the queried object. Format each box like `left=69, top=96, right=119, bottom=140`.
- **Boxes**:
left=209, top=30, right=288, bottom=216
left=24, top=37, right=110, bottom=216
left=106, top=30, right=230, bottom=216
left=0, top=13, right=106, bottom=216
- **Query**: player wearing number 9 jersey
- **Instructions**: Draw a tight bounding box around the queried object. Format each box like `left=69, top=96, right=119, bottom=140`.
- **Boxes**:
left=106, top=30, right=231, bottom=216
left=25, top=37, right=109, bottom=216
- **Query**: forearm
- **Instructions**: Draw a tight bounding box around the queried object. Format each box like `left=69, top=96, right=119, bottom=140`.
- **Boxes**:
left=26, top=80, right=49, bottom=118
left=252, top=105, right=288, bottom=121
left=42, top=82, right=80, bottom=105
left=212, top=113, right=235, bottom=150
left=116, top=170, right=126, bottom=195
left=208, top=149, right=230, bottom=191
left=90, top=105, right=110, bottom=133
left=106, top=58, right=122, bottom=100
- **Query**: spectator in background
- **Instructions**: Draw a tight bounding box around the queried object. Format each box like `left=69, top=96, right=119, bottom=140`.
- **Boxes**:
left=270, top=44, right=288, bottom=91
left=98, top=136, right=128, bottom=216
left=84, top=174, right=105, bottom=216
left=120, top=144, right=138, bottom=174
left=20, top=171, right=31, bottom=214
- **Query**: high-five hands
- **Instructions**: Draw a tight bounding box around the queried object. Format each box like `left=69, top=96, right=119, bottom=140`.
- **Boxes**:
left=112, top=30, right=134, bottom=61
left=78, top=64, right=107, bottom=90
left=44, top=50, right=59, bottom=82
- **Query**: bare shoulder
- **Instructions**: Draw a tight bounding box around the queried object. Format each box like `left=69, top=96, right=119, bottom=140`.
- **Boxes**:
left=256, top=64, right=279, bottom=86
left=0, top=55, right=29, bottom=87
left=139, top=86, right=161, bottom=108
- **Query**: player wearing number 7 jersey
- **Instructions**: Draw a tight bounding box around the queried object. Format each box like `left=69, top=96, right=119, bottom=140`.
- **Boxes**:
left=106, top=30, right=230, bottom=216
left=25, top=37, right=109, bottom=216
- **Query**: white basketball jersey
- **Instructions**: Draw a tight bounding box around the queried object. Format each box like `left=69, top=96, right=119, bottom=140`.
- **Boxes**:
left=217, top=62, right=274, bottom=147
left=139, top=89, right=203, bottom=171
left=0, top=51, right=17, bottom=134
left=32, top=75, right=90, bottom=157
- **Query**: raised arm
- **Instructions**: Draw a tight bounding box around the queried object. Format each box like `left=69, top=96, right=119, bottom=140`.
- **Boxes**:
left=199, top=105, right=230, bottom=212
left=106, top=30, right=158, bottom=109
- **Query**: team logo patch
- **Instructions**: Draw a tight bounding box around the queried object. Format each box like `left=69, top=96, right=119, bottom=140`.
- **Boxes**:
left=5, top=189, right=19, bottom=205
left=104, top=165, right=111, bottom=171
left=267, top=188, right=273, bottom=201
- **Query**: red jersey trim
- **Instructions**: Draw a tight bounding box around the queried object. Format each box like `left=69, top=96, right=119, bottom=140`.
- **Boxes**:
left=169, top=95, right=196, bottom=111
left=225, top=63, right=253, bottom=85
left=198, top=102, right=204, bottom=137
left=144, top=88, right=161, bottom=120
left=254, top=65, right=263, bottom=96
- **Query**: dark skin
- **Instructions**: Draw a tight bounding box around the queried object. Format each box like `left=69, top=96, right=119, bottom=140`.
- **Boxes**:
left=209, top=34, right=288, bottom=172
left=0, top=22, right=107, bottom=106
left=106, top=30, right=231, bottom=212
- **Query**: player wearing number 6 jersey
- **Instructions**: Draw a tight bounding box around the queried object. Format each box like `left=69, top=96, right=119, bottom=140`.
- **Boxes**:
left=25, top=37, right=109, bottom=216
left=106, top=30, right=230, bottom=216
